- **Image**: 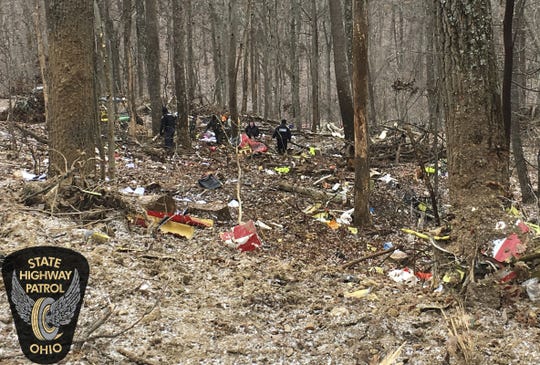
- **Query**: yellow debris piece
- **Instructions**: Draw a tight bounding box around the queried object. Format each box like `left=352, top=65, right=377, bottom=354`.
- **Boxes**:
left=158, top=220, right=195, bottom=239
left=344, top=288, right=372, bottom=298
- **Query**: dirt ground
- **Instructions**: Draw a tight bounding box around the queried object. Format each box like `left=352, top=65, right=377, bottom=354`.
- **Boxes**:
left=0, top=116, right=539, bottom=365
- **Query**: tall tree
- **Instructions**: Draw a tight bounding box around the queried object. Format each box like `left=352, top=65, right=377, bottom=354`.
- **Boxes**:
left=96, top=0, right=117, bottom=178
left=144, top=0, right=162, bottom=135
left=436, top=1, right=509, bottom=260
left=135, top=0, right=146, bottom=101
left=249, top=15, right=258, bottom=114
left=329, top=0, right=354, bottom=141
left=290, top=0, right=301, bottom=126
left=172, top=0, right=190, bottom=148
left=352, top=0, right=370, bottom=227
left=240, top=0, right=252, bottom=114
left=45, top=0, right=97, bottom=177
left=186, top=0, right=195, bottom=106
left=123, top=0, right=138, bottom=138
left=504, top=0, right=534, bottom=203
left=228, top=0, right=239, bottom=137
left=310, top=0, right=320, bottom=132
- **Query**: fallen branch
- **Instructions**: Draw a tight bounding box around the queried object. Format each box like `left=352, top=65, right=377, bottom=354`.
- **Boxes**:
left=73, top=299, right=159, bottom=346
left=340, top=245, right=400, bottom=269
left=13, top=123, right=48, bottom=144
left=278, top=182, right=341, bottom=202
left=116, top=247, right=181, bottom=261
left=73, top=305, right=113, bottom=351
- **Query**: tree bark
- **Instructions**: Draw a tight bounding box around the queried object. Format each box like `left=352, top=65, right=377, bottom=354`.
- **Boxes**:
left=97, top=0, right=117, bottom=179
left=123, top=0, right=138, bottom=139
left=209, top=2, right=224, bottom=106
left=45, top=0, right=97, bottom=177
left=290, top=0, right=301, bottom=127
left=328, top=0, right=354, bottom=141
left=505, top=0, right=534, bottom=203
left=425, top=0, right=440, bottom=207
left=352, top=0, right=370, bottom=227
left=186, top=0, right=195, bottom=107
left=240, top=0, right=252, bottom=115
left=144, top=0, right=162, bottom=135
left=310, top=0, right=320, bottom=133
left=436, top=1, right=509, bottom=259
left=228, top=0, right=239, bottom=137
left=172, top=0, right=190, bottom=149
left=249, top=8, right=258, bottom=114
left=135, top=0, right=145, bottom=101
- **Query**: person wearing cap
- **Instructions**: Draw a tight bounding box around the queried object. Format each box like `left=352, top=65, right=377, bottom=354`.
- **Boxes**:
left=273, top=119, right=291, bottom=154
left=160, top=106, right=176, bottom=149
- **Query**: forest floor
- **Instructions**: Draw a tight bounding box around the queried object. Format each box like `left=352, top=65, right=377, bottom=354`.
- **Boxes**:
left=0, top=112, right=539, bottom=365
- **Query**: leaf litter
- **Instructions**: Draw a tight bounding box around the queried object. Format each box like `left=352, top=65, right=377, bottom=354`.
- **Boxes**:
left=0, top=118, right=539, bottom=364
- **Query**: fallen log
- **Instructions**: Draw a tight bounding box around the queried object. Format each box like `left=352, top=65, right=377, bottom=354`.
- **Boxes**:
left=277, top=182, right=342, bottom=202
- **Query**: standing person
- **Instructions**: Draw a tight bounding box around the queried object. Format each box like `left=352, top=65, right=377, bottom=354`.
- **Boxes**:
left=244, top=120, right=260, bottom=139
left=273, top=119, right=291, bottom=154
left=160, top=106, right=176, bottom=149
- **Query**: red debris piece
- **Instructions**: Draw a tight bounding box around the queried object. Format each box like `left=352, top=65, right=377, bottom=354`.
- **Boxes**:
left=415, top=272, right=433, bottom=281
left=146, top=210, right=213, bottom=228
left=220, top=220, right=262, bottom=252
left=238, top=133, right=268, bottom=153
left=493, top=233, right=524, bottom=262
left=516, top=220, right=530, bottom=234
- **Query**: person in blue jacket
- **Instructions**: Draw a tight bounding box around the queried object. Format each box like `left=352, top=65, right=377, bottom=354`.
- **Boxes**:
left=272, top=119, right=291, bottom=154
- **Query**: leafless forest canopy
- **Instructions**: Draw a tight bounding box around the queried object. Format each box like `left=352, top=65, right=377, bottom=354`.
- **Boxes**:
left=1, top=0, right=539, bottom=126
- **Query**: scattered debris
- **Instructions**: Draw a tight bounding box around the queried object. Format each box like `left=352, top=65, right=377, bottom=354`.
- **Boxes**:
left=220, top=220, right=263, bottom=252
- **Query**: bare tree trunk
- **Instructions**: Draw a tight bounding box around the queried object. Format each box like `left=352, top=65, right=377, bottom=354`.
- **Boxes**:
left=328, top=0, right=354, bottom=141
left=506, top=0, right=534, bottom=203
left=34, top=0, right=49, bottom=129
left=186, top=0, right=195, bottom=107
left=250, top=17, right=258, bottom=114
left=310, top=0, right=320, bottom=133
left=123, top=0, right=138, bottom=138
left=135, top=0, right=145, bottom=101
left=240, top=0, right=252, bottom=114
left=262, top=43, right=270, bottom=122
left=228, top=0, right=239, bottom=137
left=436, top=0, right=509, bottom=260
left=100, top=0, right=121, bottom=98
left=352, top=0, right=370, bottom=227
left=45, top=0, right=97, bottom=177
left=290, top=0, right=301, bottom=126
left=97, top=0, right=117, bottom=178
left=144, top=0, right=162, bottom=135
left=425, top=0, right=440, bottom=202
left=514, top=1, right=526, bottom=109
left=209, top=2, right=224, bottom=106
left=324, top=21, right=332, bottom=123
left=172, top=0, right=190, bottom=149
left=367, top=57, right=377, bottom=126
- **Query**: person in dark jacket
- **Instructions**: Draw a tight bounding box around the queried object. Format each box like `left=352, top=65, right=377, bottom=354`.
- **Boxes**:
left=273, top=119, right=291, bottom=154
left=244, top=120, right=260, bottom=139
left=205, top=114, right=226, bottom=144
left=160, top=106, right=176, bottom=149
